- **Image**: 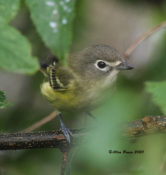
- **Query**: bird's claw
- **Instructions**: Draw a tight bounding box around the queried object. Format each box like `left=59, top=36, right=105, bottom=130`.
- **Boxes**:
left=58, top=114, right=72, bottom=143
left=61, top=125, right=72, bottom=143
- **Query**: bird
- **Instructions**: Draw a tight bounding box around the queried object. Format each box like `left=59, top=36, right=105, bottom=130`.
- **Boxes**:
left=40, top=44, right=133, bottom=143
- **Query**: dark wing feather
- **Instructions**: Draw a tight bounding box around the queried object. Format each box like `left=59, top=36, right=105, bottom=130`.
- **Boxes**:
left=48, top=65, right=74, bottom=91
left=40, top=56, right=74, bottom=91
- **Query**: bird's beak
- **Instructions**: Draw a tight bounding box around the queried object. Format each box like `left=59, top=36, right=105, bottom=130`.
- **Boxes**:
left=116, top=61, right=134, bottom=70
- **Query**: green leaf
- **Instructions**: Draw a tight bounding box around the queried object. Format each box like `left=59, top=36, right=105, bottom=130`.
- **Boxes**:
left=146, top=81, right=166, bottom=114
left=0, top=25, right=39, bottom=74
left=0, top=0, right=39, bottom=74
left=0, top=0, right=20, bottom=23
left=77, top=89, right=141, bottom=168
left=0, top=90, right=10, bottom=109
left=26, top=0, right=76, bottom=60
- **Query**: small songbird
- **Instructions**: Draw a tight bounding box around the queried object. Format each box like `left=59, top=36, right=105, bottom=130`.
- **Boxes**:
left=40, top=44, right=133, bottom=142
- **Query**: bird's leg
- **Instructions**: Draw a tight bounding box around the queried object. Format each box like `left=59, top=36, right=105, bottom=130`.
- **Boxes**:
left=87, top=111, right=96, bottom=119
left=58, top=113, right=72, bottom=143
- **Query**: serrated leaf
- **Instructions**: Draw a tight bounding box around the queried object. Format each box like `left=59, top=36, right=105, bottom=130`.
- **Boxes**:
left=0, top=0, right=20, bottom=23
left=146, top=81, right=166, bottom=114
left=26, top=0, right=76, bottom=60
left=0, top=25, right=39, bottom=74
left=0, top=90, right=10, bottom=109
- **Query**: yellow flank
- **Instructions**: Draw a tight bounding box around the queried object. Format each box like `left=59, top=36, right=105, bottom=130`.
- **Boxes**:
left=41, top=82, right=87, bottom=111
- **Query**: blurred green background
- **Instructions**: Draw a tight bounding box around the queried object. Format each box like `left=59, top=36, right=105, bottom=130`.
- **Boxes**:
left=1, top=0, right=166, bottom=174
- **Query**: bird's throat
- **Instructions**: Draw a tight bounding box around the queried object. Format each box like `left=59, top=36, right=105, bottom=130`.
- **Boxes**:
left=103, top=70, right=119, bottom=88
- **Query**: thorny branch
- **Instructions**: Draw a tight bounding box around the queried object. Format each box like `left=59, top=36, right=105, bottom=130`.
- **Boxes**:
left=0, top=116, right=166, bottom=151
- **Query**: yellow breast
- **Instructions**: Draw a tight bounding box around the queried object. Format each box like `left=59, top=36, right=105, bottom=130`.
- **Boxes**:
left=41, top=82, right=88, bottom=111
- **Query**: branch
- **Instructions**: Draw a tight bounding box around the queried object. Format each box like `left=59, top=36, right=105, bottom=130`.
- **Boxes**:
left=126, top=116, right=166, bottom=137
left=0, top=130, right=63, bottom=151
left=0, top=116, right=166, bottom=151
left=124, top=21, right=166, bottom=59
left=61, top=151, right=69, bottom=175
left=0, top=129, right=85, bottom=152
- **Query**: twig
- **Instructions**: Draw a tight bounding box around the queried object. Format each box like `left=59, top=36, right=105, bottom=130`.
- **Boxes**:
left=0, top=116, right=166, bottom=151
left=22, top=111, right=58, bottom=133
left=61, top=151, right=69, bottom=175
left=124, top=21, right=166, bottom=59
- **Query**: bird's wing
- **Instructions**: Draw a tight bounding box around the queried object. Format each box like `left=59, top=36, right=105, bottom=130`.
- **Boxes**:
left=40, top=57, right=74, bottom=91
left=48, top=66, right=74, bottom=91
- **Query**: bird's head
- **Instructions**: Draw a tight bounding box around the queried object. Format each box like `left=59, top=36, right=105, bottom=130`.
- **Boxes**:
left=68, top=44, right=133, bottom=85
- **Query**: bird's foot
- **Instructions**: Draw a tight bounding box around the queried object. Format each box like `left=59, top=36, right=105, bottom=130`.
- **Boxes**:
left=58, top=114, right=72, bottom=143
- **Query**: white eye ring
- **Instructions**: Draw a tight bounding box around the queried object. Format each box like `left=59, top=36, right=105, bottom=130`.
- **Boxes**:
left=94, top=60, right=110, bottom=72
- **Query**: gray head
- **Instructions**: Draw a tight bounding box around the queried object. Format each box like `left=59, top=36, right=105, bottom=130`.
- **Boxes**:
left=68, top=44, right=133, bottom=82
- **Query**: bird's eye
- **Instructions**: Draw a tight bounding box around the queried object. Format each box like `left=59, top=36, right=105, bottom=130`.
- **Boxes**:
left=97, top=61, right=106, bottom=69
left=95, top=60, right=110, bottom=72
